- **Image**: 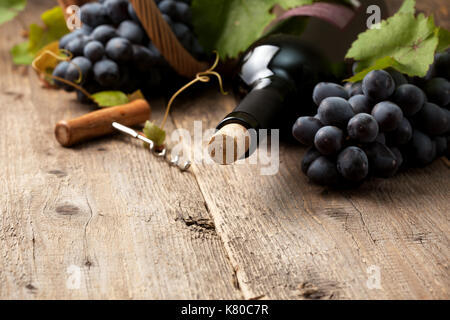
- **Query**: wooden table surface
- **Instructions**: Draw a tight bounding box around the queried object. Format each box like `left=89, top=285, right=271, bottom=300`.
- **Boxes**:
left=1, top=0, right=449, bottom=300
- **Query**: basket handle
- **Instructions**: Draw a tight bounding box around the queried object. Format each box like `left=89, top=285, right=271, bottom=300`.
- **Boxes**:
left=129, top=0, right=207, bottom=78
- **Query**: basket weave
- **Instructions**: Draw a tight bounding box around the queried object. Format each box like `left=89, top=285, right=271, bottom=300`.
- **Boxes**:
left=58, top=0, right=207, bottom=78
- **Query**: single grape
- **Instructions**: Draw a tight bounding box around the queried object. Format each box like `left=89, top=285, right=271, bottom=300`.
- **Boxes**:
left=301, top=147, right=322, bottom=174
left=93, top=59, right=120, bottom=87
left=80, top=3, right=110, bottom=28
left=104, top=0, right=130, bottom=25
left=132, top=44, right=157, bottom=69
left=65, top=35, right=90, bottom=57
left=158, top=0, right=178, bottom=17
left=363, top=142, right=399, bottom=178
left=292, top=116, right=323, bottom=146
left=391, top=84, right=426, bottom=116
left=337, top=146, right=369, bottom=182
left=424, top=78, right=450, bottom=107
left=385, top=117, right=412, bottom=145
left=386, top=68, right=408, bottom=87
left=314, top=126, right=344, bottom=155
left=348, top=94, right=372, bottom=114
left=117, top=20, right=145, bottom=44
left=65, top=56, right=92, bottom=85
left=105, top=37, right=133, bottom=62
left=318, top=97, right=354, bottom=128
left=413, top=102, right=449, bottom=136
left=408, top=130, right=435, bottom=166
left=347, top=113, right=379, bottom=143
left=172, top=23, right=192, bottom=50
left=390, top=147, right=403, bottom=169
left=306, top=156, right=339, bottom=186
left=371, top=102, right=403, bottom=132
left=59, top=29, right=84, bottom=49
left=174, top=1, right=192, bottom=25
left=348, top=82, right=363, bottom=97
left=312, top=82, right=349, bottom=106
left=52, top=61, right=71, bottom=90
left=362, top=70, right=396, bottom=102
left=83, top=41, right=105, bottom=63
left=92, top=25, right=117, bottom=44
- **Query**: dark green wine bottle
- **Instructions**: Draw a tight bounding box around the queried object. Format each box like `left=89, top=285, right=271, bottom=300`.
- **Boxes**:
left=217, top=34, right=333, bottom=136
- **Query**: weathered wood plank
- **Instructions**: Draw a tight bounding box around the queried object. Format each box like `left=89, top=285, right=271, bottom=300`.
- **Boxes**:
left=170, top=86, right=449, bottom=299
left=1, top=0, right=449, bottom=300
left=0, top=0, right=241, bottom=300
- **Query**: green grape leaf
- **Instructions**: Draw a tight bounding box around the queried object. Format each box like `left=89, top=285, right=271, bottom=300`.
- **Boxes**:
left=92, top=91, right=130, bottom=108
left=143, top=121, right=166, bottom=147
left=346, top=56, right=399, bottom=82
left=346, top=0, right=448, bottom=78
left=437, top=27, right=450, bottom=52
left=397, top=0, right=416, bottom=14
left=0, top=0, right=27, bottom=25
left=10, top=41, right=33, bottom=65
left=192, top=0, right=355, bottom=60
left=11, top=6, right=69, bottom=65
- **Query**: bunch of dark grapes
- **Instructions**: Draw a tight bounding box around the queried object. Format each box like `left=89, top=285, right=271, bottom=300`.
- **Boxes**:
left=293, top=51, right=450, bottom=187
left=53, top=0, right=204, bottom=103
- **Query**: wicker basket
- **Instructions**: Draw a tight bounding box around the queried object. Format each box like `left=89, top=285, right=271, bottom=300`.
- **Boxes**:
left=57, top=0, right=207, bottom=78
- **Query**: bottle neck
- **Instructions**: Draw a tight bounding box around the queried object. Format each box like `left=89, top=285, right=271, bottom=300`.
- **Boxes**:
left=218, top=76, right=296, bottom=131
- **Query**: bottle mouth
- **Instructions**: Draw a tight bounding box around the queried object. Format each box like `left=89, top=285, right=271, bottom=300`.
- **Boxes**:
left=216, top=111, right=260, bottom=131
left=211, top=112, right=261, bottom=162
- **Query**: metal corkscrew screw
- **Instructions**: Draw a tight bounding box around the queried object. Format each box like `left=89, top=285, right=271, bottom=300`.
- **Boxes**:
left=112, top=122, right=191, bottom=172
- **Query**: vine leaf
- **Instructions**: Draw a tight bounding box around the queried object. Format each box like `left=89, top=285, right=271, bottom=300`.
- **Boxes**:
left=0, top=0, right=27, bottom=25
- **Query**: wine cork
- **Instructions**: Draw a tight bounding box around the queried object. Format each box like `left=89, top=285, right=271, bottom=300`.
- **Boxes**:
left=208, top=123, right=251, bottom=165
left=55, top=99, right=151, bottom=147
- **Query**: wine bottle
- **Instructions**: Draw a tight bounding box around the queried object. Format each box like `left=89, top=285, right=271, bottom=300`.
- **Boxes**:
left=209, top=0, right=388, bottom=164
left=208, top=34, right=332, bottom=164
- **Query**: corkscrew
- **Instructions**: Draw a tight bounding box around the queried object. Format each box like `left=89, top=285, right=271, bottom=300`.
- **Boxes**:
left=112, top=122, right=192, bottom=172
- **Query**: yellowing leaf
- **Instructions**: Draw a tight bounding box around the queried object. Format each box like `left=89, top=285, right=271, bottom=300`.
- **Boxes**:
left=33, top=41, right=63, bottom=72
left=127, top=89, right=145, bottom=102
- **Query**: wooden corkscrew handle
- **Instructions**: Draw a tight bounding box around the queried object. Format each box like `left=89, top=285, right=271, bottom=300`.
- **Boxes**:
left=55, top=99, right=151, bottom=147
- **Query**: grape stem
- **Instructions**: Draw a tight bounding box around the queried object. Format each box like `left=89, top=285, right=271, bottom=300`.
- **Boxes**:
left=159, top=52, right=228, bottom=130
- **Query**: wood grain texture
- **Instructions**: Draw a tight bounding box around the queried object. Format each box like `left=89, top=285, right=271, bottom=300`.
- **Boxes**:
left=0, top=0, right=240, bottom=300
left=170, top=88, right=450, bottom=300
left=0, top=0, right=449, bottom=300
